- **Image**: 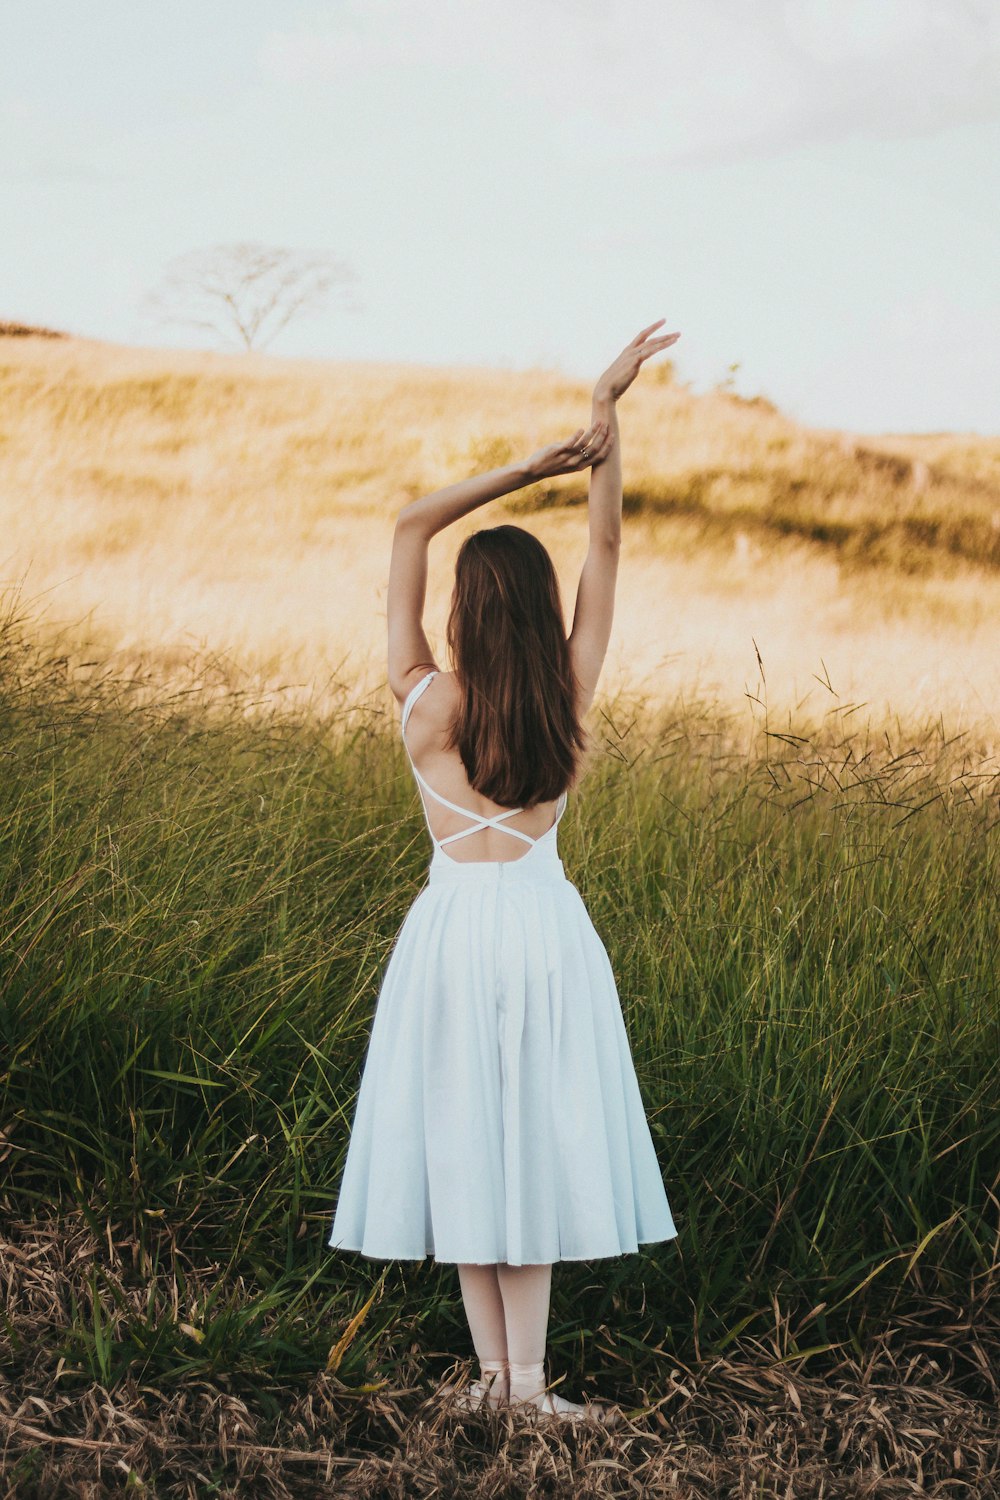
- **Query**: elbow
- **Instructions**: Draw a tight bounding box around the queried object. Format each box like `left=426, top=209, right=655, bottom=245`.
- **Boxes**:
left=395, top=502, right=433, bottom=535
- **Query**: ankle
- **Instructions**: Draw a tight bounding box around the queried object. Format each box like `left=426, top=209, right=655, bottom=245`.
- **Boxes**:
left=479, top=1357, right=508, bottom=1389
left=507, top=1358, right=546, bottom=1402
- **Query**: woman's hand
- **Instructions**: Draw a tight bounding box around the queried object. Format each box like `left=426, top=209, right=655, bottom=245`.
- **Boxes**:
left=524, top=419, right=615, bottom=481
left=594, top=319, right=681, bottom=403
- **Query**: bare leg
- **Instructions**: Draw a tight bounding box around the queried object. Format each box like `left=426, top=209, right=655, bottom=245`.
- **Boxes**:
left=456, top=1263, right=509, bottom=1403
left=495, top=1262, right=614, bottom=1422
left=494, top=1262, right=551, bottom=1369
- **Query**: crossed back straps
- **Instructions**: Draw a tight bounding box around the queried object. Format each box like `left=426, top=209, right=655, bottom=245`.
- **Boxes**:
left=400, top=670, right=567, bottom=850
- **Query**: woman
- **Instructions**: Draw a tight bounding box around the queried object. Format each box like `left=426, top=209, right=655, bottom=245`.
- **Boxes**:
left=329, top=319, right=682, bottom=1423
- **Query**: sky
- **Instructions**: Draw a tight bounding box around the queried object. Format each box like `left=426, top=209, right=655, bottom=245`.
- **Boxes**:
left=2, top=0, right=999, bottom=435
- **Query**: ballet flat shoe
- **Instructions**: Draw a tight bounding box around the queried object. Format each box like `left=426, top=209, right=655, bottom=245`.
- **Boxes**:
left=439, top=1374, right=508, bottom=1412
left=508, top=1390, right=622, bottom=1427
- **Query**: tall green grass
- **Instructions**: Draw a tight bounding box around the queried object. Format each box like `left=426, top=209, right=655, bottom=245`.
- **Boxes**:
left=1, top=590, right=997, bottom=1403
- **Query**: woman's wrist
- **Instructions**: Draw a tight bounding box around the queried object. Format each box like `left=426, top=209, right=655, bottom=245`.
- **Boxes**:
left=508, top=456, right=534, bottom=483
left=592, top=386, right=616, bottom=411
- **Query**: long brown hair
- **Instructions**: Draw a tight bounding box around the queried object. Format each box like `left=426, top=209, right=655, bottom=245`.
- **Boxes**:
left=444, top=525, right=588, bottom=808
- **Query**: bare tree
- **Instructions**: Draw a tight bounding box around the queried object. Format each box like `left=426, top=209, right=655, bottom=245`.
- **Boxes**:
left=144, top=241, right=359, bottom=351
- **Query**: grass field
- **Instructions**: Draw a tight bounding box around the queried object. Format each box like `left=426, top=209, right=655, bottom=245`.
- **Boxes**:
left=1, top=334, right=998, bottom=1494
left=2, top=588, right=998, bottom=1494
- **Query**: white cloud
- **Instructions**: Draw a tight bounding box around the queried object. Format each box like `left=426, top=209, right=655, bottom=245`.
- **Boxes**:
left=258, top=0, right=1000, bottom=164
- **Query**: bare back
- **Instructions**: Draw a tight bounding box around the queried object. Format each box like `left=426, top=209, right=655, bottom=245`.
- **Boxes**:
left=401, top=671, right=576, bottom=865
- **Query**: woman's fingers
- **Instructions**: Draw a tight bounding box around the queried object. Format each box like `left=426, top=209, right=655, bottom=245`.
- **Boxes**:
left=584, top=427, right=614, bottom=466
left=639, top=334, right=680, bottom=361
left=631, top=318, right=666, bottom=346
left=573, top=421, right=613, bottom=465
left=556, top=420, right=611, bottom=469
left=583, top=421, right=606, bottom=450
left=573, top=421, right=602, bottom=450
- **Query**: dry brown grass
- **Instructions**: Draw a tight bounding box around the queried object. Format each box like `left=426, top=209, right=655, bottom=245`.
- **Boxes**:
left=1, top=1216, right=997, bottom=1498
left=0, top=322, right=66, bottom=339
left=1, top=334, right=998, bottom=756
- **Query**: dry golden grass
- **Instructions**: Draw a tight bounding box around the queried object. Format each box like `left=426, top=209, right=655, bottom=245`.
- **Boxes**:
left=2, top=332, right=998, bottom=754
left=2, top=1215, right=997, bottom=1499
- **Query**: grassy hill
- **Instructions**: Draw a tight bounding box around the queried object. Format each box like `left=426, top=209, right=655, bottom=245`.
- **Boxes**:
left=2, top=331, right=998, bottom=748
left=4, top=330, right=998, bottom=567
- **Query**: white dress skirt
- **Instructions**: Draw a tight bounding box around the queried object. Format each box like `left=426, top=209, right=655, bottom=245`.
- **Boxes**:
left=328, top=671, right=679, bottom=1266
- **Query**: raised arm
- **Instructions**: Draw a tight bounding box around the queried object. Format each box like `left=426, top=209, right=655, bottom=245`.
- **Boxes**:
left=387, top=421, right=615, bottom=705
left=387, top=460, right=534, bottom=705
left=568, top=320, right=681, bottom=715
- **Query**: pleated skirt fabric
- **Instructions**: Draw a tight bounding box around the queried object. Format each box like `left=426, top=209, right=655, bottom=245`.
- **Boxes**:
left=328, top=841, right=678, bottom=1265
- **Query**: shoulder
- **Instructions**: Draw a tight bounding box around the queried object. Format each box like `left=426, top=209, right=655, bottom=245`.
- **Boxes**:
left=393, top=666, right=457, bottom=715
left=391, top=664, right=440, bottom=710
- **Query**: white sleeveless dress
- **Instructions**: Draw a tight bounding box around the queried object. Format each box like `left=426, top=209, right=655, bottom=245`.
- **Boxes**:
left=328, top=670, right=678, bottom=1265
